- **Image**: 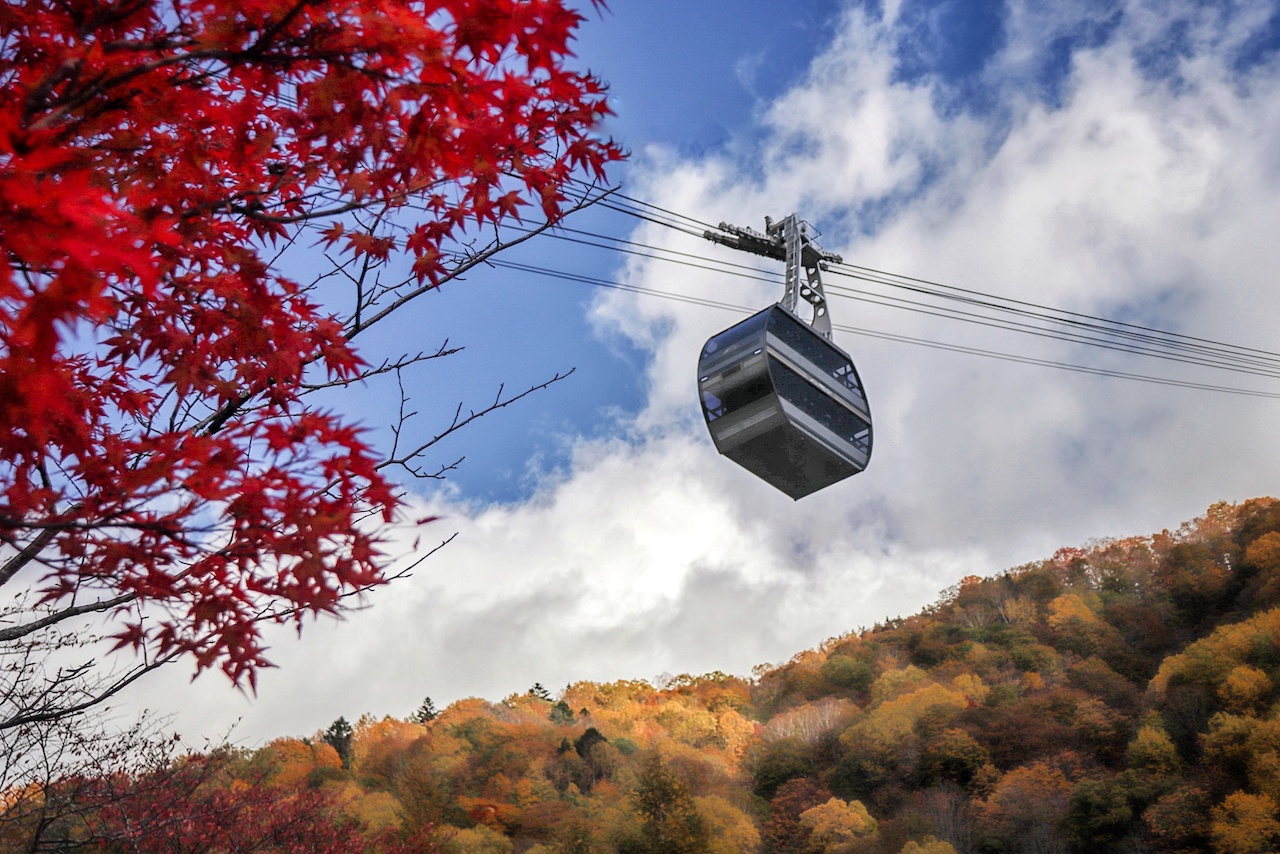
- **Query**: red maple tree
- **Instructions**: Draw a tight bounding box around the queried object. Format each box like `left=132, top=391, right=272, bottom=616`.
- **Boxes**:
left=0, top=0, right=620, bottom=696
left=3, top=741, right=443, bottom=852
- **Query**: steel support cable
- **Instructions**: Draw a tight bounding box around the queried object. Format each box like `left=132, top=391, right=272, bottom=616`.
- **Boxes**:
left=602, top=198, right=716, bottom=233
left=828, top=322, right=1280, bottom=399
left=550, top=225, right=778, bottom=275
left=505, top=224, right=781, bottom=284
left=294, top=170, right=1275, bottom=373
left=564, top=177, right=721, bottom=232
left=487, top=258, right=1280, bottom=400
left=491, top=259, right=753, bottom=313
left=829, top=260, right=1280, bottom=362
left=567, top=187, right=1280, bottom=369
left=593, top=200, right=707, bottom=237
left=511, top=224, right=1280, bottom=380
left=625, top=223, right=1280, bottom=372
left=827, top=264, right=1280, bottom=371
left=821, top=283, right=1280, bottom=380
left=348, top=181, right=1280, bottom=379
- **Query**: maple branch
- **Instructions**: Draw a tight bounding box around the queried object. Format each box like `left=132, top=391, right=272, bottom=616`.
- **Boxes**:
left=0, top=526, right=60, bottom=589
left=298, top=345, right=463, bottom=393
left=0, top=593, right=136, bottom=644
left=380, top=369, right=575, bottom=479
left=250, top=532, right=459, bottom=625
left=247, top=0, right=311, bottom=55
left=0, top=652, right=179, bottom=732
left=196, top=190, right=606, bottom=438
left=0, top=589, right=184, bottom=734
left=222, top=196, right=375, bottom=224
left=347, top=190, right=610, bottom=340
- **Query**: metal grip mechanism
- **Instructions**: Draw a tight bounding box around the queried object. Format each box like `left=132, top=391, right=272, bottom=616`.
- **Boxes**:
left=704, top=214, right=843, bottom=340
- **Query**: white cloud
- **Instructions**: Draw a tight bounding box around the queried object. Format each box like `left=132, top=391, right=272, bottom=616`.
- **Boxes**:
left=142, top=435, right=977, bottom=743
left=129, top=1, right=1280, bottom=743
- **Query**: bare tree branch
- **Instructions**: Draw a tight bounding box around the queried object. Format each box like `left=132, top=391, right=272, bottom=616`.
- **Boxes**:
left=0, top=593, right=135, bottom=645
left=380, top=369, right=576, bottom=479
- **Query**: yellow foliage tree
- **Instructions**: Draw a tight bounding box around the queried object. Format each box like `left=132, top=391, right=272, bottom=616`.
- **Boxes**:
left=343, top=790, right=403, bottom=832
left=695, top=794, right=762, bottom=854
left=351, top=717, right=424, bottom=783
left=440, top=825, right=514, bottom=854
left=996, top=594, right=1038, bottom=626
left=659, top=702, right=722, bottom=750
left=435, top=698, right=505, bottom=728
left=1151, top=609, right=1280, bottom=697
left=1202, top=713, right=1280, bottom=802
left=1210, top=792, right=1280, bottom=854
left=1245, top=532, right=1280, bottom=572
left=847, top=683, right=969, bottom=756
left=899, top=837, right=959, bottom=854
left=1218, top=665, right=1273, bottom=715
left=1246, top=532, right=1280, bottom=602
left=1047, top=593, right=1099, bottom=629
left=871, top=666, right=932, bottom=704
left=950, top=673, right=990, bottom=706
left=1127, top=723, right=1183, bottom=777
left=254, top=738, right=316, bottom=788
left=798, top=797, right=878, bottom=853
left=715, top=708, right=759, bottom=760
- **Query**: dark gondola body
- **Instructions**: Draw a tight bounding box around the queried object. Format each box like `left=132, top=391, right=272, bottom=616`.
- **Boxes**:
left=697, top=304, right=872, bottom=499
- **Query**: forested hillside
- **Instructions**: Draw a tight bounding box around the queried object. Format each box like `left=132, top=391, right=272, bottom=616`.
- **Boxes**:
left=8, top=497, right=1280, bottom=853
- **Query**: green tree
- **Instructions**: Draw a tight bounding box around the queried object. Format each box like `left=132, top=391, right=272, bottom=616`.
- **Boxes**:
left=323, top=716, right=354, bottom=769
left=574, top=728, right=608, bottom=758
left=1127, top=721, right=1183, bottom=777
left=630, top=753, right=710, bottom=853
left=550, top=700, right=575, bottom=724
left=922, top=728, right=990, bottom=788
left=822, top=655, right=874, bottom=692
left=754, top=737, right=816, bottom=799
left=1062, top=778, right=1133, bottom=852
left=411, top=697, right=438, bottom=724
left=556, top=817, right=596, bottom=854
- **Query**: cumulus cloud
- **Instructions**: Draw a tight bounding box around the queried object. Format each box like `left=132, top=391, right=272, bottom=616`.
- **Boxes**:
left=144, top=434, right=978, bottom=742
left=134, top=0, right=1280, bottom=742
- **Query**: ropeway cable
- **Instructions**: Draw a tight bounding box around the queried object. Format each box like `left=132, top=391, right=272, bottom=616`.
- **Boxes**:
left=560, top=182, right=1280, bottom=372
left=489, top=258, right=1280, bottom=400
left=503, top=219, right=1280, bottom=381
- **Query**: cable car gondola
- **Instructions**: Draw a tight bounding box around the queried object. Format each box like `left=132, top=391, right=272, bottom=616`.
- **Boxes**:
left=698, top=215, right=872, bottom=499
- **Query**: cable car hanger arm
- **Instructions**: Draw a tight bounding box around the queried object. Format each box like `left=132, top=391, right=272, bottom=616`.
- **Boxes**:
left=705, top=214, right=843, bottom=340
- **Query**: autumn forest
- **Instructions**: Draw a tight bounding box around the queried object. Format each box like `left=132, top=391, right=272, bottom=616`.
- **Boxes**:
left=4, top=497, right=1280, bottom=853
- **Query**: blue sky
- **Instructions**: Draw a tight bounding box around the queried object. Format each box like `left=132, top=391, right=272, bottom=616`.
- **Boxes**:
left=130, top=0, right=1280, bottom=743
left=576, top=0, right=845, bottom=153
